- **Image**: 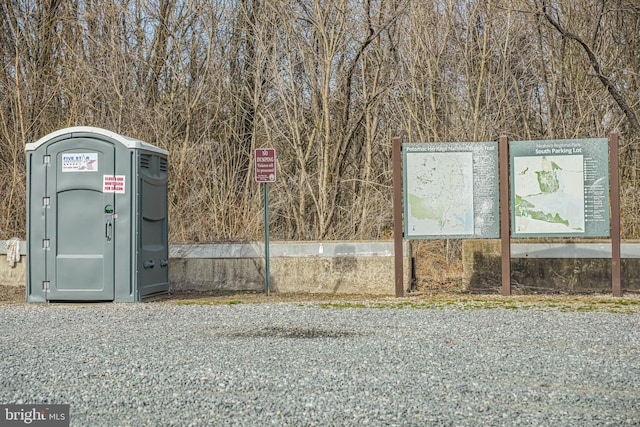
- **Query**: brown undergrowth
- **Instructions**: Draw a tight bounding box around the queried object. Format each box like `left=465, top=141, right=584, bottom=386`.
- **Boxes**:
left=411, top=240, right=464, bottom=293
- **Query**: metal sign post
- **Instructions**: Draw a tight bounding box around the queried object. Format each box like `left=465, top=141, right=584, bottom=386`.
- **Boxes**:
left=255, top=148, right=277, bottom=296
left=263, top=182, right=271, bottom=296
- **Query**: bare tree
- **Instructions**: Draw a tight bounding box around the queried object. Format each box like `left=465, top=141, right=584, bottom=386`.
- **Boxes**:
left=1, top=0, right=640, bottom=241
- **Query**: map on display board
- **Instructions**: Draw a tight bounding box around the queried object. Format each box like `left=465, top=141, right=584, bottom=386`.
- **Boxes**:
left=510, top=138, right=610, bottom=237
left=403, top=142, right=499, bottom=239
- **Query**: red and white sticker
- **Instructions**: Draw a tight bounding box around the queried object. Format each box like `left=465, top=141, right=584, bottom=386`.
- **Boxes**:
left=103, top=175, right=126, bottom=194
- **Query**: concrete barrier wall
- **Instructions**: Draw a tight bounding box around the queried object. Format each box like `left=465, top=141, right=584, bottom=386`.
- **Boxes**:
left=0, top=240, right=26, bottom=287
left=463, top=239, right=640, bottom=293
left=170, top=241, right=412, bottom=295
left=9, top=239, right=640, bottom=295
left=1, top=241, right=412, bottom=296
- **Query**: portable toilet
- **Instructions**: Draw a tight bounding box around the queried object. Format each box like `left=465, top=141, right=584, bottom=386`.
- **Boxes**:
left=25, top=127, right=169, bottom=302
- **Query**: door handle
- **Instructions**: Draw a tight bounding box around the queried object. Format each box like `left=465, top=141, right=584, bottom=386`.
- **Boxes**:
left=106, top=220, right=113, bottom=241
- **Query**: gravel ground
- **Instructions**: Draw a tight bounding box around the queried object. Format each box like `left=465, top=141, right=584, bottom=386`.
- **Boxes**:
left=1, top=302, right=639, bottom=426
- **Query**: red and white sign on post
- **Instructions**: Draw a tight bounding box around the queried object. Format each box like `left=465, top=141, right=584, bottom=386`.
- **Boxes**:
left=254, top=148, right=277, bottom=183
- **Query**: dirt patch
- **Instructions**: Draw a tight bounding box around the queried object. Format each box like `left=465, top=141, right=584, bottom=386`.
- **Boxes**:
left=149, top=289, right=640, bottom=313
left=0, top=285, right=24, bottom=304
left=5, top=284, right=640, bottom=313
left=145, top=289, right=402, bottom=304
left=0, top=285, right=401, bottom=305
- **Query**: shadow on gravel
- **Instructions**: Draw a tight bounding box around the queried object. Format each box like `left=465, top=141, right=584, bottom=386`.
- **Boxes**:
left=219, top=326, right=370, bottom=339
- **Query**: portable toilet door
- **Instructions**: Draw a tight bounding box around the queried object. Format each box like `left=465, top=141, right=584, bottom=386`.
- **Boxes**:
left=26, top=127, right=169, bottom=302
left=51, top=137, right=115, bottom=301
